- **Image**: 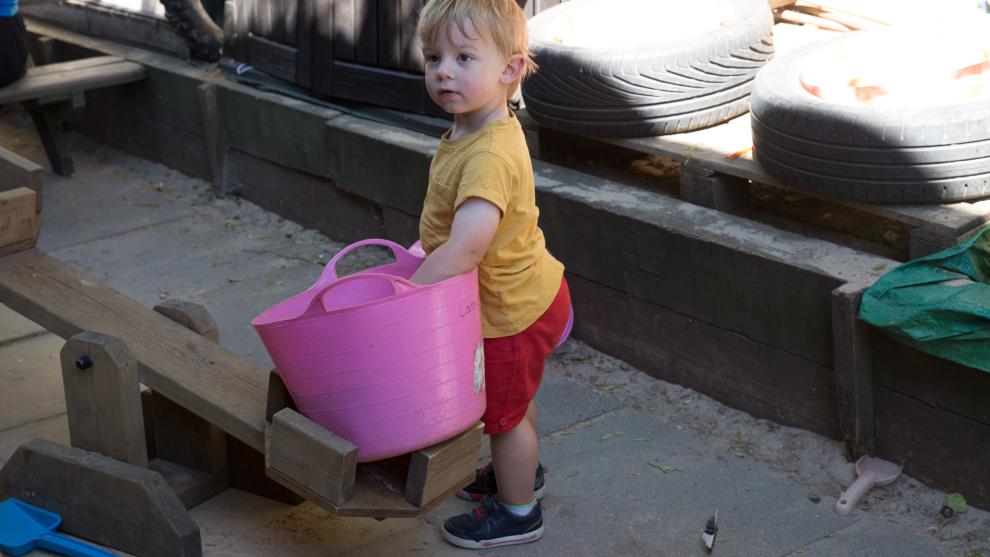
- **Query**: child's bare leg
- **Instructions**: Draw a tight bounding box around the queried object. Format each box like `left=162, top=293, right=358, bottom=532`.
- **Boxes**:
left=491, top=415, right=539, bottom=505
left=525, top=400, right=538, bottom=430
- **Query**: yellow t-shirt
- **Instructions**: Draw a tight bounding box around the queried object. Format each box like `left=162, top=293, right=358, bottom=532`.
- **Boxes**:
left=419, top=113, right=565, bottom=338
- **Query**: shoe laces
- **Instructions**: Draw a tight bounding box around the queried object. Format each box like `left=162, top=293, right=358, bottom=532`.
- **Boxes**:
left=473, top=495, right=500, bottom=521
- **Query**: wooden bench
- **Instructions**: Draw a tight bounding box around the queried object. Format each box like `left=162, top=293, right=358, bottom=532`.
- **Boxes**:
left=0, top=56, right=145, bottom=176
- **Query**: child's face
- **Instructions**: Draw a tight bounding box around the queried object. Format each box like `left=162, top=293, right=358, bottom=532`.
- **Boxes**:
left=422, top=19, right=513, bottom=120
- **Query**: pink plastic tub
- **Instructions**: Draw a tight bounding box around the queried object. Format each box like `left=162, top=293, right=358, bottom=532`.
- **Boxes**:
left=252, top=239, right=486, bottom=462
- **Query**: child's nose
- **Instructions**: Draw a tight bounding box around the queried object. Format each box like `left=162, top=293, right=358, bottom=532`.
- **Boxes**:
left=436, top=59, right=454, bottom=79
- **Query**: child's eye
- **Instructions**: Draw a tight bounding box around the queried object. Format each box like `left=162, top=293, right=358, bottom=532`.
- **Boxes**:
left=424, top=54, right=439, bottom=63
left=458, top=53, right=472, bottom=62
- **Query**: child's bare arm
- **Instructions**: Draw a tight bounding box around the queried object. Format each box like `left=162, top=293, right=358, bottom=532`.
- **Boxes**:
left=411, top=198, right=500, bottom=285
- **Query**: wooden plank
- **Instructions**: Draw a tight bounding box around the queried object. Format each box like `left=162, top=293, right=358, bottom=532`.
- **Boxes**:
left=308, top=0, right=332, bottom=94
left=872, top=332, right=990, bottom=426
left=580, top=117, right=990, bottom=240
left=568, top=273, right=841, bottom=438
left=265, top=409, right=358, bottom=506
left=196, top=83, right=228, bottom=197
left=404, top=422, right=483, bottom=507
left=22, top=1, right=191, bottom=59
left=0, top=439, right=201, bottom=557
left=355, top=0, right=378, bottom=65
left=0, top=148, right=43, bottom=211
left=60, top=331, right=149, bottom=467
left=332, top=61, right=424, bottom=113
left=281, top=0, right=297, bottom=47
left=378, top=0, right=402, bottom=70
left=149, top=393, right=229, bottom=474
left=831, top=282, right=875, bottom=456
left=265, top=369, right=298, bottom=423
left=248, top=35, right=298, bottom=83
left=0, top=188, right=41, bottom=256
left=333, top=0, right=355, bottom=61
left=223, top=0, right=249, bottom=61
left=875, top=387, right=990, bottom=509
left=0, top=249, right=269, bottom=452
left=22, top=55, right=124, bottom=78
left=294, top=0, right=315, bottom=88
left=253, top=0, right=274, bottom=38
left=536, top=178, right=844, bottom=367
left=0, top=60, right=145, bottom=104
left=399, top=0, right=423, bottom=72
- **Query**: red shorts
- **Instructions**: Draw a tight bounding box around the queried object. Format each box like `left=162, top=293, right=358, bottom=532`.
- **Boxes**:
left=481, top=277, right=571, bottom=435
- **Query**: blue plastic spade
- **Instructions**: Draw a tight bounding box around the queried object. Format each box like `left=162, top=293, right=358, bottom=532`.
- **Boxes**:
left=0, top=498, right=115, bottom=557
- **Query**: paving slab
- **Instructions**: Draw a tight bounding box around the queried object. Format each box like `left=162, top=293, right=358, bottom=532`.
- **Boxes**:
left=0, top=303, right=46, bottom=343
left=0, top=334, right=66, bottom=432
left=36, top=156, right=193, bottom=253
left=786, top=517, right=951, bottom=556
left=0, top=413, right=69, bottom=467
left=48, top=213, right=303, bottom=306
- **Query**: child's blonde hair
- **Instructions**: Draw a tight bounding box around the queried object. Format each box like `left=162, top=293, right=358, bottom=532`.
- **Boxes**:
left=417, top=0, right=537, bottom=96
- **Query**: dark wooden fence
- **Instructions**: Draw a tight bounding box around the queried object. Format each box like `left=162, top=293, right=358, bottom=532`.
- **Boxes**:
left=224, top=0, right=562, bottom=114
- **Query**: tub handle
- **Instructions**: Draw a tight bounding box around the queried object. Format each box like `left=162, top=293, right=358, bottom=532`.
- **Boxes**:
left=302, top=272, right=418, bottom=318
left=317, top=239, right=423, bottom=287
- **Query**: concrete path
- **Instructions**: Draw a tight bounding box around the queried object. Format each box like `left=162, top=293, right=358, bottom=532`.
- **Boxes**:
left=1, top=108, right=986, bottom=556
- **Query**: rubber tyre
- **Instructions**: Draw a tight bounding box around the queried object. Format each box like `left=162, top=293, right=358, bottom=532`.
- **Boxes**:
left=751, top=39, right=990, bottom=204
left=521, top=0, right=774, bottom=138
left=160, top=0, right=223, bottom=61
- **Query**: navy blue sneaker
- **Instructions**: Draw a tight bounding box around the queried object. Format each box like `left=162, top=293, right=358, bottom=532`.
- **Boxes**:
left=442, top=495, right=544, bottom=549
left=457, top=462, right=546, bottom=502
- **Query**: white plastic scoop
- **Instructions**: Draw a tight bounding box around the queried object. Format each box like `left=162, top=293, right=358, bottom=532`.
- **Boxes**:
left=834, top=455, right=903, bottom=515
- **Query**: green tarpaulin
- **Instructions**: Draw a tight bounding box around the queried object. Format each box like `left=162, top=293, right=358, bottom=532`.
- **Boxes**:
left=860, top=225, right=990, bottom=373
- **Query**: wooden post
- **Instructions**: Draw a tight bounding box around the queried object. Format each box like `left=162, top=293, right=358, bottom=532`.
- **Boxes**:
left=0, top=188, right=42, bottom=257
left=60, top=331, right=149, bottom=467
left=831, top=282, right=876, bottom=457
left=151, top=300, right=230, bottom=507
left=27, top=103, right=74, bottom=176
left=679, top=165, right=749, bottom=213
left=153, top=299, right=219, bottom=342
left=196, top=84, right=228, bottom=197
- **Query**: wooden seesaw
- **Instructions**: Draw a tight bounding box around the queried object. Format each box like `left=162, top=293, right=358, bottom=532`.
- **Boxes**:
left=0, top=157, right=483, bottom=557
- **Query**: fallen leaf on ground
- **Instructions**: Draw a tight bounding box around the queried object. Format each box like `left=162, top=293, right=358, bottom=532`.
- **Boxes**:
left=946, top=492, right=967, bottom=514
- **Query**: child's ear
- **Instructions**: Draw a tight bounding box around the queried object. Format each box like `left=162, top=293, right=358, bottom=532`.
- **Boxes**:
left=500, top=54, right=526, bottom=85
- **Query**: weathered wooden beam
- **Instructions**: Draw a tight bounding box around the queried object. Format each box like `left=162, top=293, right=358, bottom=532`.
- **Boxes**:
left=679, top=164, right=748, bottom=213
left=0, top=147, right=44, bottom=210
left=404, top=422, right=483, bottom=507
left=0, top=188, right=42, bottom=256
left=0, top=58, right=145, bottom=104
left=831, top=282, right=876, bottom=457
left=0, top=439, right=201, bottom=557
left=265, top=408, right=358, bottom=506
left=60, top=331, right=149, bottom=467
